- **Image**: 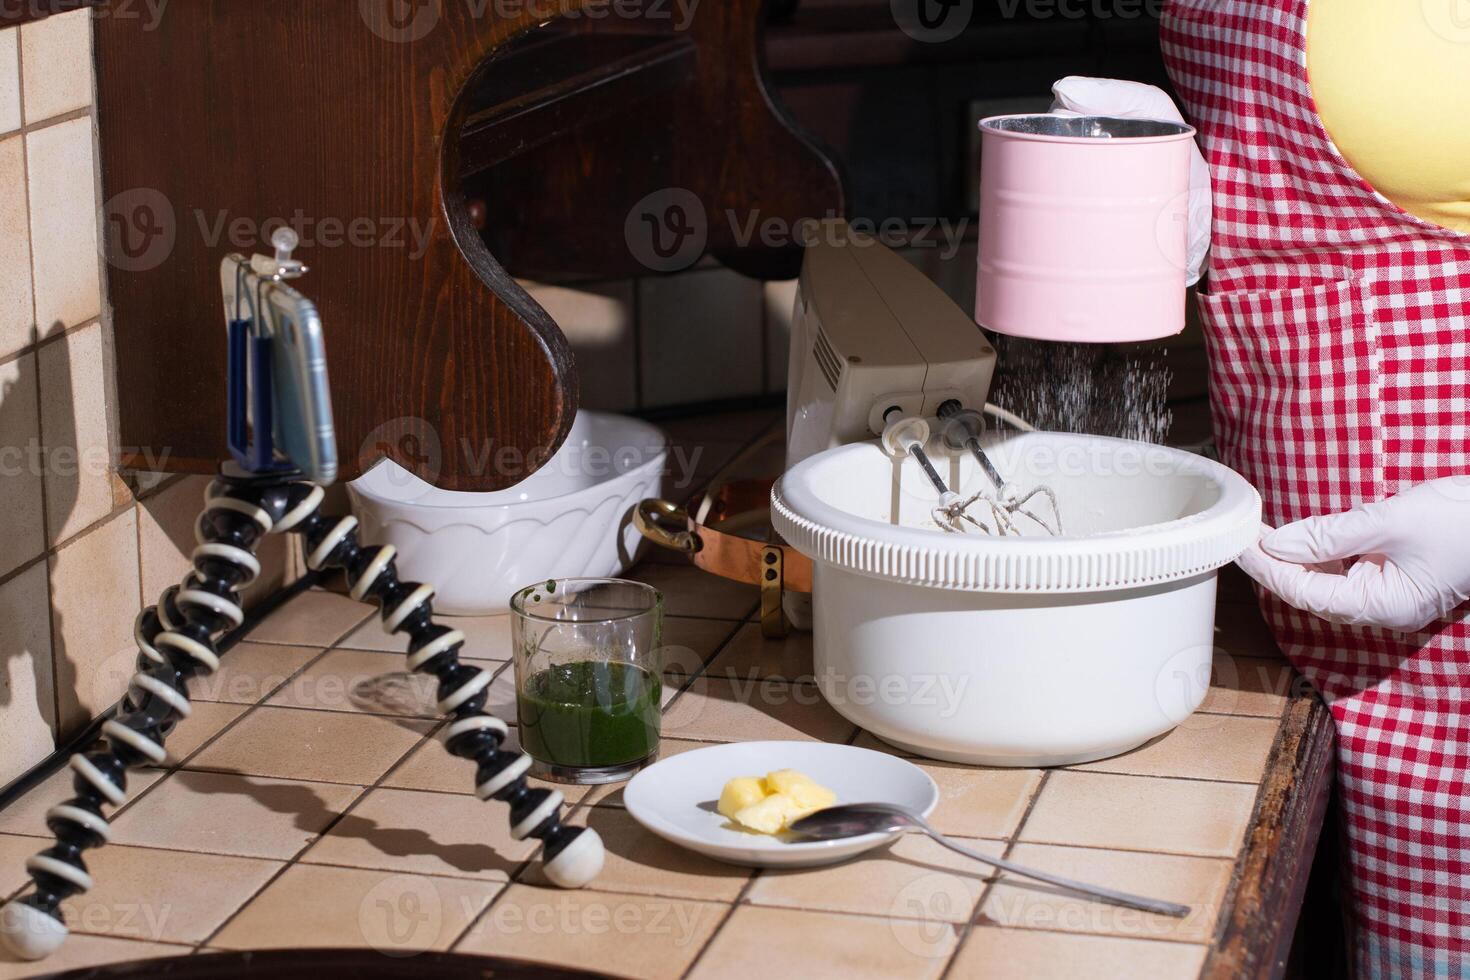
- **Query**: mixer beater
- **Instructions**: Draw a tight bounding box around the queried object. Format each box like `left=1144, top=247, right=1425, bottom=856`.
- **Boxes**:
left=881, top=404, right=1063, bottom=537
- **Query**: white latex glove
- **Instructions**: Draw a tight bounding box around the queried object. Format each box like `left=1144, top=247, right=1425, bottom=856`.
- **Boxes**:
left=1236, top=480, right=1470, bottom=633
left=1051, top=76, right=1213, bottom=286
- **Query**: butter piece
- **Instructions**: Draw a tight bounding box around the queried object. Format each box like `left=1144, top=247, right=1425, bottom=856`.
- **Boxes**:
left=733, top=793, right=804, bottom=834
left=717, top=776, right=767, bottom=820
left=717, top=769, right=836, bottom=834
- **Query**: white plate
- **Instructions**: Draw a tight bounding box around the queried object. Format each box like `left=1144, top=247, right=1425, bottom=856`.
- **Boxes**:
left=623, top=740, right=939, bottom=868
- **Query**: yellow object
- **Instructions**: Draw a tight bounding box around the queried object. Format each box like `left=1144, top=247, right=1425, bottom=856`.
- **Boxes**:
left=1306, top=0, right=1470, bottom=232
left=717, top=777, right=767, bottom=820
left=764, top=769, right=837, bottom=812
left=718, top=769, right=837, bottom=834
left=733, top=794, right=805, bottom=835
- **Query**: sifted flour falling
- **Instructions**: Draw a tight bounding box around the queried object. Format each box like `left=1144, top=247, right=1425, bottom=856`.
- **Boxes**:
left=987, top=336, right=1173, bottom=444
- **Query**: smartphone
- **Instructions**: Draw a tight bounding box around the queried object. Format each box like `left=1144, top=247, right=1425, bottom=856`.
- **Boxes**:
left=220, top=257, right=338, bottom=484
left=261, top=280, right=337, bottom=484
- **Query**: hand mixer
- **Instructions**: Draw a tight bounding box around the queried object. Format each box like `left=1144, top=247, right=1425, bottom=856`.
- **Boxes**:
left=785, top=222, right=1063, bottom=537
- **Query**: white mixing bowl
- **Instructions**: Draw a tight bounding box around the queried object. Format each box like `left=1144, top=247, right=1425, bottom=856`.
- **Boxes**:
left=771, top=432, right=1261, bottom=767
left=349, top=412, right=668, bottom=615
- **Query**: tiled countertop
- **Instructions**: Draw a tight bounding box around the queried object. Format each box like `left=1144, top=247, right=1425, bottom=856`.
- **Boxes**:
left=0, top=409, right=1333, bottom=979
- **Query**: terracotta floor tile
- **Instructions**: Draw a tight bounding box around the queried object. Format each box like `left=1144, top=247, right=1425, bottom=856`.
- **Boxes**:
left=954, top=927, right=1209, bottom=979
left=186, top=705, right=432, bottom=785
left=662, top=678, right=856, bottom=744
left=300, top=786, right=538, bottom=880
left=689, top=906, right=955, bottom=980
left=59, top=845, right=281, bottom=944
left=382, top=728, right=589, bottom=805
left=747, top=833, right=999, bottom=920
left=1073, top=715, right=1280, bottom=784
left=265, top=648, right=439, bottom=717
left=1200, top=655, right=1300, bottom=718
left=192, top=642, right=324, bottom=706
left=457, top=884, right=726, bottom=979
left=108, top=770, right=363, bottom=860
left=0, top=766, right=165, bottom=839
left=978, top=843, right=1233, bottom=944
left=0, top=934, right=191, bottom=979
left=248, top=589, right=374, bottom=647
left=582, top=739, right=709, bottom=808
left=0, top=834, right=38, bottom=899
left=852, top=730, right=915, bottom=756
left=211, top=864, right=501, bottom=953
left=702, top=623, right=814, bottom=682
left=659, top=616, right=743, bottom=677
left=341, top=612, right=512, bottom=662
left=153, top=700, right=249, bottom=767
left=1020, top=772, right=1258, bottom=857
left=918, top=761, right=1044, bottom=840
left=627, top=563, right=756, bottom=621
left=484, top=662, right=517, bottom=719
left=519, top=807, right=750, bottom=901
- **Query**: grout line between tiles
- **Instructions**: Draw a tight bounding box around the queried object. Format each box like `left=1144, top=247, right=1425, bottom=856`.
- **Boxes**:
left=676, top=860, right=764, bottom=977
left=195, top=717, right=447, bottom=949
left=938, top=770, right=1054, bottom=979
left=444, top=776, right=598, bottom=951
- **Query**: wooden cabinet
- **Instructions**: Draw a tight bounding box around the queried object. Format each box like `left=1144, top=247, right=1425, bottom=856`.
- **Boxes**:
left=94, top=1, right=840, bottom=490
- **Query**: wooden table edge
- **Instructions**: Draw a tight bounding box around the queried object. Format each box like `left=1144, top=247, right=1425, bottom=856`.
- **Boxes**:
left=1201, top=686, right=1337, bottom=979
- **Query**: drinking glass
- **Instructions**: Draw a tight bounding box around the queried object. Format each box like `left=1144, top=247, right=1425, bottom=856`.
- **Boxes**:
left=510, top=578, right=664, bottom=784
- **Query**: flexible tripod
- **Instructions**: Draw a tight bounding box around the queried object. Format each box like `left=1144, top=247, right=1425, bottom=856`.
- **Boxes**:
left=0, top=465, right=604, bottom=960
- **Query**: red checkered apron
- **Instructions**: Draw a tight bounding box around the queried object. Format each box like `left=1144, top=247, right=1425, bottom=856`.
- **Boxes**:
left=1161, top=1, right=1470, bottom=974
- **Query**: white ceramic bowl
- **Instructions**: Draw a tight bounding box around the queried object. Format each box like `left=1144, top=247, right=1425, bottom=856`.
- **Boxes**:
left=771, top=431, right=1261, bottom=768
left=623, top=741, right=939, bottom=868
left=349, top=412, right=668, bottom=615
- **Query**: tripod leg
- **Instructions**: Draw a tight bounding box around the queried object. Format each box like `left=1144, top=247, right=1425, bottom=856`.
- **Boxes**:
left=276, top=479, right=604, bottom=889
left=0, top=472, right=288, bottom=961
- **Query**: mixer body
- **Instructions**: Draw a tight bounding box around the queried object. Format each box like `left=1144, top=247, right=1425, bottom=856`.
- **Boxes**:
left=811, top=564, right=1217, bottom=767
left=785, top=224, right=995, bottom=470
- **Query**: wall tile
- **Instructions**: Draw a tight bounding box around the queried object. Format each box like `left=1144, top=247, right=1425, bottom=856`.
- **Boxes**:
left=0, top=562, right=55, bottom=785
left=639, top=268, right=762, bottom=409
left=39, top=321, right=114, bottom=545
left=0, top=352, right=46, bottom=577
left=25, top=115, right=101, bottom=334
left=520, top=278, right=638, bottom=413
left=0, top=29, right=18, bottom=137
left=50, top=508, right=141, bottom=738
left=763, top=278, right=797, bottom=394
left=136, top=474, right=301, bottom=613
left=19, top=9, right=93, bottom=124
left=136, top=475, right=207, bottom=604
left=0, top=134, right=33, bottom=357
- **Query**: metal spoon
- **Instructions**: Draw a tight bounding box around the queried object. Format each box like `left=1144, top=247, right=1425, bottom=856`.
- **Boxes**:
left=789, top=803, right=1191, bottom=919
